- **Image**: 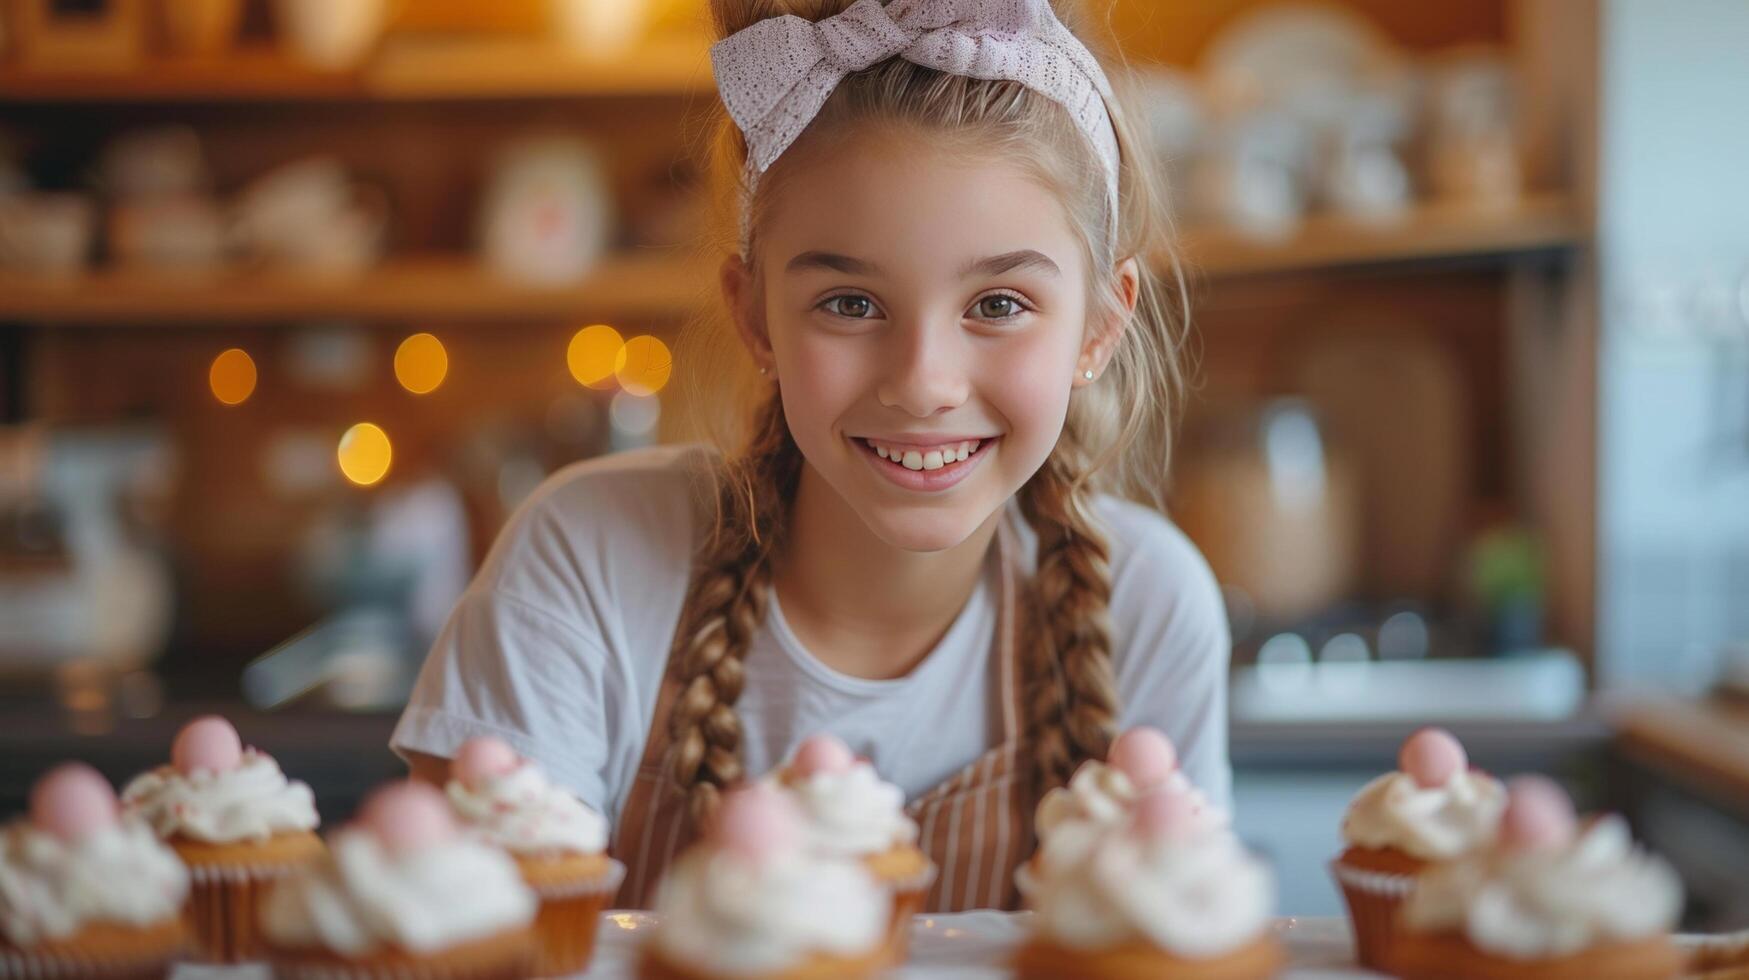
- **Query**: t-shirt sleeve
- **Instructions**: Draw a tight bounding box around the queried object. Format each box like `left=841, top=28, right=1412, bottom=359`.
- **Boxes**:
left=1104, top=501, right=1234, bottom=813
left=390, top=587, right=618, bottom=813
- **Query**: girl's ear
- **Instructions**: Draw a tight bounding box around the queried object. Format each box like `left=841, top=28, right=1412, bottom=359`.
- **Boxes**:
left=721, top=254, right=776, bottom=375
left=1075, top=256, right=1141, bottom=387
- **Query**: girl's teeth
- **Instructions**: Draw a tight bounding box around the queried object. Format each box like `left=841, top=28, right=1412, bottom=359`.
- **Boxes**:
left=867, top=438, right=987, bottom=470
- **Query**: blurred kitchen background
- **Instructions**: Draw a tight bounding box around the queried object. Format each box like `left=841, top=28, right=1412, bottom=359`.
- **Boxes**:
left=2, top=0, right=1746, bottom=926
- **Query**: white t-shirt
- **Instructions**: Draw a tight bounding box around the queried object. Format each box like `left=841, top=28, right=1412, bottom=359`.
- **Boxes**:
left=391, top=444, right=1232, bottom=825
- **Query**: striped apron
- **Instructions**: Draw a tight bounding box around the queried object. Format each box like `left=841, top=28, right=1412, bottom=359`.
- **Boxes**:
left=612, top=518, right=1037, bottom=912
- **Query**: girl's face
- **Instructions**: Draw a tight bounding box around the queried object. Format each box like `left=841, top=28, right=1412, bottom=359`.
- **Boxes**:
left=730, top=131, right=1116, bottom=554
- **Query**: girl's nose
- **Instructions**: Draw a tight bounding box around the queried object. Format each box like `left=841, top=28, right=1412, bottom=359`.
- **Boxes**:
left=875, top=318, right=970, bottom=418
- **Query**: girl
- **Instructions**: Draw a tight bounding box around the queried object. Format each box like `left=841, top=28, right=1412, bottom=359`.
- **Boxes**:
left=394, top=0, right=1229, bottom=912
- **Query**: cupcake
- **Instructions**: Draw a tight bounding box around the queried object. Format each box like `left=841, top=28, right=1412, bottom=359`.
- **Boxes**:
left=1390, top=776, right=1685, bottom=980
left=1330, top=726, right=1505, bottom=970
left=0, top=763, right=189, bottom=979
left=445, top=736, right=624, bottom=976
left=1014, top=789, right=1282, bottom=980
left=641, top=784, right=890, bottom=980
left=1020, top=727, right=1225, bottom=900
left=260, top=780, right=537, bottom=980
left=120, top=715, right=323, bottom=962
left=765, top=734, right=932, bottom=960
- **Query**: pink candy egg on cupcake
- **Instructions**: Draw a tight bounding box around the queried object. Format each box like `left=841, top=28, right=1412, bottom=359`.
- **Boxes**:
left=1015, top=786, right=1281, bottom=980
left=0, top=763, right=191, bottom=979
left=120, top=714, right=324, bottom=962
left=442, top=736, right=623, bottom=976
left=641, top=784, right=891, bottom=980
left=1330, top=726, right=1507, bottom=971
left=1390, top=776, right=1685, bottom=980
left=765, top=733, right=933, bottom=962
left=260, top=780, right=538, bottom=980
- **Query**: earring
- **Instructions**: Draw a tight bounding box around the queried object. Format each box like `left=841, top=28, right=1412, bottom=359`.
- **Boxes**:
left=1083, top=369, right=1095, bottom=381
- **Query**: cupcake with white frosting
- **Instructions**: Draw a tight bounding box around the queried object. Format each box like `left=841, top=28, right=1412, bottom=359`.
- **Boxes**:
left=1390, top=776, right=1684, bottom=980
left=0, top=763, right=190, bottom=979
left=1015, top=788, right=1282, bottom=980
left=1021, top=727, right=1226, bottom=900
left=641, top=783, right=890, bottom=980
left=444, top=736, right=623, bottom=976
left=1330, top=726, right=1506, bottom=970
left=765, top=734, right=932, bottom=959
left=120, top=715, right=323, bottom=962
left=261, top=780, right=537, bottom=979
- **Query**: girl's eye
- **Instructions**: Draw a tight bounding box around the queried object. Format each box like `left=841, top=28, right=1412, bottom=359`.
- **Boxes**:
left=974, top=293, right=1027, bottom=320
left=821, top=294, right=876, bottom=319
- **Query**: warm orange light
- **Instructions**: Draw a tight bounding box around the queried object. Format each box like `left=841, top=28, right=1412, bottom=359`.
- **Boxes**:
left=337, top=423, right=392, bottom=487
left=209, top=348, right=257, bottom=406
left=614, top=335, right=672, bottom=396
left=567, top=324, right=624, bottom=390
left=394, top=333, right=448, bottom=395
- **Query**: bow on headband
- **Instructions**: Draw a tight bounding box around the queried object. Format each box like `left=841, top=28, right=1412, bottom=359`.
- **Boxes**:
left=710, top=0, right=1122, bottom=254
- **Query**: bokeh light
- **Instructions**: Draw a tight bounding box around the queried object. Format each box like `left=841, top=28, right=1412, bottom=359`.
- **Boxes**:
left=614, top=335, right=673, bottom=396
left=567, top=324, right=624, bottom=390
left=611, top=390, right=661, bottom=439
left=209, top=348, right=257, bottom=406
left=394, top=333, right=448, bottom=395
left=337, top=423, right=392, bottom=487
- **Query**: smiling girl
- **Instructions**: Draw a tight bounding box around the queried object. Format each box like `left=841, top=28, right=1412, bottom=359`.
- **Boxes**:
left=393, top=0, right=1230, bottom=912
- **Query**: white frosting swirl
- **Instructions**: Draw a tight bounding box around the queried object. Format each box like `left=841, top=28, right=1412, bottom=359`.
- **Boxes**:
left=0, top=818, right=189, bottom=946
left=765, top=762, right=918, bottom=859
left=1404, top=816, right=1680, bottom=959
left=261, top=827, right=536, bottom=956
left=1036, top=761, right=1227, bottom=842
left=121, top=749, right=319, bottom=844
left=653, top=848, right=888, bottom=975
left=1342, top=769, right=1506, bottom=860
left=1030, top=820, right=1274, bottom=957
left=445, top=763, right=608, bottom=856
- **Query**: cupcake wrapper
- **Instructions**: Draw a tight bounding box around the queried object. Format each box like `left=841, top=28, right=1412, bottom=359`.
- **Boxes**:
left=530, top=860, right=625, bottom=977
left=1329, top=859, right=1416, bottom=972
left=1682, top=929, right=1749, bottom=978
left=0, top=948, right=177, bottom=980
left=881, top=860, right=938, bottom=966
left=272, top=963, right=530, bottom=980
left=184, top=862, right=305, bottom=964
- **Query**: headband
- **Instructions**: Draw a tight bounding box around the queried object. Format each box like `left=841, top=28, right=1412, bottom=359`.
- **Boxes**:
left=710, top=0, right=1123, bottom=256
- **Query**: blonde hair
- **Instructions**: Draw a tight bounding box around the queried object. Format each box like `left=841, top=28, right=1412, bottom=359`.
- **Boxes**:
left=668, top=0, right=1189, bottom=825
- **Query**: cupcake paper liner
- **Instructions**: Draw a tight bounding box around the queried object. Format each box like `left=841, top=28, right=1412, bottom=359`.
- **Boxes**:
left=267, top=930, right=534, bottom=980
left=1329, top=858, right=1417, bottom=972
left=879, top=860, right=937, bottom=966
left=528, top=859, right=625, bottom=977
left=1682, top=929, right=1749, bottom=979
left=0, top=921, right=185, bottom=980
left=184, top=861, right=308, bottom=963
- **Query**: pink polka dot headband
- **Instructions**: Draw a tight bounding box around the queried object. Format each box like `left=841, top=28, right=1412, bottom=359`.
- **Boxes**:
left=710, top=0, right=1124, bottom=256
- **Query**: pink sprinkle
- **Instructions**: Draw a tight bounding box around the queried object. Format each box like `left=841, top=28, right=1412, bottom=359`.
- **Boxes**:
left=1399, top=728, right=1467, bottom=789
left=1109, top=727, right=1178, bottom=790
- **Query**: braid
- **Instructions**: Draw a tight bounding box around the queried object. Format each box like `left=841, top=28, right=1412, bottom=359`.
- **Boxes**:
left=1019, top=451, right=1119, bottom=794
left=666, top=390, right=800, bottom=827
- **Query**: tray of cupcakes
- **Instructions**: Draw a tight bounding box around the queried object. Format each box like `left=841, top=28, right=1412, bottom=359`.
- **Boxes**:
left=2, top=718, right=1747, bottom=979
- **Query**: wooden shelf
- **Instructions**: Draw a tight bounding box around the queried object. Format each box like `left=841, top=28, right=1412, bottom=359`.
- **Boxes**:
left=0, top=250, right=710, bottom=325
left=1183, top=193, right=1585, bottom=278
left=0, top=36, right=713, bottom=103
left=0, top=195, right=1586, bottom=327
